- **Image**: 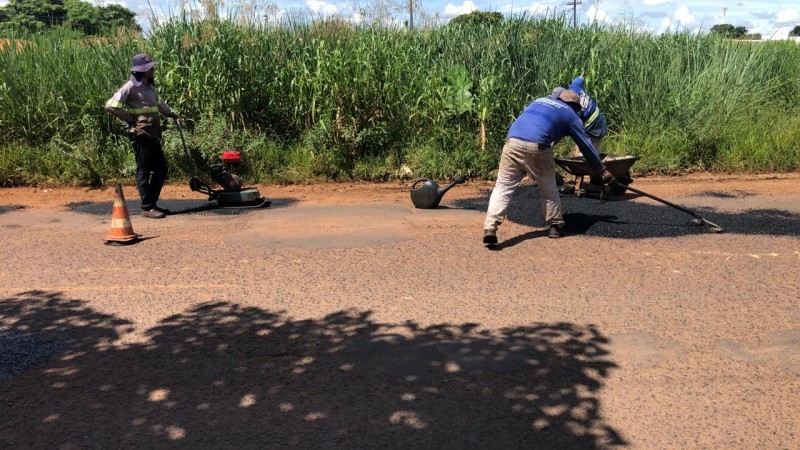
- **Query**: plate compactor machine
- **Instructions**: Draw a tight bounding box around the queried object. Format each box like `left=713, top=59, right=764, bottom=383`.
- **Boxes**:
left=177, top=121, right=270, bottom=208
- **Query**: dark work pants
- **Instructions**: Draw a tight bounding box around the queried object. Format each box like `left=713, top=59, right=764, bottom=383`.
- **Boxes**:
left=131, top=135, right=168, bottom=210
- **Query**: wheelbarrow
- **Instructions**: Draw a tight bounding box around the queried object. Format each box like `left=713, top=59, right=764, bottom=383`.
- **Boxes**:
left=555, top=153, right=639, bottom=199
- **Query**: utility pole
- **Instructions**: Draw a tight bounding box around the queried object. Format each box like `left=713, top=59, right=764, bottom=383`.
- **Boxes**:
left=409, top=0, right=414, bottom=29
left=567, top=0, right=582, bottom=28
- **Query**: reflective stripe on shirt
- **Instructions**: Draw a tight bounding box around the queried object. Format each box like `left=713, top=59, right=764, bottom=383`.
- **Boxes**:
left=105, top=99, right=158, bottom=115
left=584, top=108, right=600, bottom=128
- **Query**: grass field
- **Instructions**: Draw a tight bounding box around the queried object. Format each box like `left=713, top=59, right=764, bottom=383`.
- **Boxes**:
left=1, top=16, right=799, bottom=186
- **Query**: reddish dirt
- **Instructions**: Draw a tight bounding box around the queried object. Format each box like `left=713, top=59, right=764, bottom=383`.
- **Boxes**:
left=1, top=173, right=799, bottom=449
left=0, top=173, right=800, bottom=208
left=4, top=172, right=800, bottom=209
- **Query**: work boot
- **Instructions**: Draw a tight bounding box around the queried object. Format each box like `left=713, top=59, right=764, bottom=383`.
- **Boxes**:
left=548, top=225, right=564, bottom=239
left=152, top=204, right=171, bottom=215
left=483, top=229, right=498, bottom=246
left=559, top=180, right=576, bottom=195
left=141, top=208, right=166, bottom=219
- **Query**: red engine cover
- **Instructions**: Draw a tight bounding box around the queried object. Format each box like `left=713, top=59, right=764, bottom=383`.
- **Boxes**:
left=222, top=151, right=241, bottom=164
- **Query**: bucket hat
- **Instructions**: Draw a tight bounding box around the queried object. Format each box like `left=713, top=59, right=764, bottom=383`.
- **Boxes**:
left=551, top=86, right=566, bottom=100
left=558, top=89, right=581, bottom=108
left=130, top=53, right=158, bottom=86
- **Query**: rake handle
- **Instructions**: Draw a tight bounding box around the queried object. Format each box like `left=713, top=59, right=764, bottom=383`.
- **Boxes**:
left=614, top=181, right=724, bottom=231
left=175, top=119, right=197, bottom=178
left=617, top=182, right=701, bottom=219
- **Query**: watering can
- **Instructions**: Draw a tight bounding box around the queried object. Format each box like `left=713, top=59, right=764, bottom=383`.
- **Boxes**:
left=410, top=176, right=466, bottom=209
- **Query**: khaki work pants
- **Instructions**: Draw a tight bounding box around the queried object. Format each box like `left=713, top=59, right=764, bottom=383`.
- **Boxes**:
left=569, top=136, right=604, bottom=158
left=484, top=138, right=564, bottom=232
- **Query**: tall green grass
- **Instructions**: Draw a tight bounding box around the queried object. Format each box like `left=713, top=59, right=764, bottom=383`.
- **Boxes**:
left=1, top=16, right=799, bottom=186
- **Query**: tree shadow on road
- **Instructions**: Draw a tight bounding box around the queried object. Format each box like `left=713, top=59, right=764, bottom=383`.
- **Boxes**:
left=454, top=185, right=800, bottom=239
left=0, top=291, right=625, bottom=449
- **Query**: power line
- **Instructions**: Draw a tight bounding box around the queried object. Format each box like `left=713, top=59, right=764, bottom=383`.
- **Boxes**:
left=567, top=0, right=582, bottom=28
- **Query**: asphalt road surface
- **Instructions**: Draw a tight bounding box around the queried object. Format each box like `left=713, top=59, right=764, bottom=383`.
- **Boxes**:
left=1, top=175, right=799, bottom=449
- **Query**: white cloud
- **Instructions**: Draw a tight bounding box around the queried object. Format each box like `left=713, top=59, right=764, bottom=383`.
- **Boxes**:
left=444, top=1, right=478, bottom=16
left=306, top=0, right=338, bottom=16
left=763, top=26, right=791, bottom=40
left=497, top=1, right=560, bottom=16
left=525, top=3, right=547, bottom=14
left=587, top=5, right=610, bottom=23
left=642, top=0, right=672, bottom=5
left=775, top=8, right=800, bottom=25
left=660, top=16, right=672, bottom=32
left=349, top=12, right=363, bottom=24
left=0, top=0, right=8, bottom=5
left=673, top=5, right=694, bottom=25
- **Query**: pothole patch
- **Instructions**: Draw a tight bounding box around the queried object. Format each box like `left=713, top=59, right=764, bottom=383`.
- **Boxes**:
left=226, top=204, right=413, bottom=249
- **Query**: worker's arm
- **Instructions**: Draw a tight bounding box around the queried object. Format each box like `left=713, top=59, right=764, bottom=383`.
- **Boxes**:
left=567, top=116, right=604, bottom=172
left=571, top=75, right=586, bottom=92
left=105, top=83, right=135, bottom=124
left=158, top=97, right=177, bottom=119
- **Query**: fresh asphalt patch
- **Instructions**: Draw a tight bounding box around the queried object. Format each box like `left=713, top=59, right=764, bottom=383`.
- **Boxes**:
left=66, top=198, right=297, bottom=216
left=695, top=190, right=753, bottom=199
left=226, top=204, right=413, bottom=249
left=62, top=185, right=800, bottom=239
left=453, top=185, right=800, bottom=238
left=0, top=205, right=24, bottom=215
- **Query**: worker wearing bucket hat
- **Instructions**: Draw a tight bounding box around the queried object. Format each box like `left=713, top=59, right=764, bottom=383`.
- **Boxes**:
left=105, top=53, right=179, bottom=219
left=552, top=71, right=609, bottom=194
left=129, top=53, right=158, bottom=85
left=483, top=89, right=615, bottom=246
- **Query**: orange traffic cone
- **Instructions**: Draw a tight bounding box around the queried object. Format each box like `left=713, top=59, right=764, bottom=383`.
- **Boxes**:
left=104, top=183, right=141, bottom=246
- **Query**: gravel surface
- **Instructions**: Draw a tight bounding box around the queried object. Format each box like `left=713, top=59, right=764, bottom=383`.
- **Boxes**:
left=1, top=175, right=799, bottom=449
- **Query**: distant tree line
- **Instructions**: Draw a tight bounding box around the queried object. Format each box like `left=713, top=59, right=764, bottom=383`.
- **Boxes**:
left=449, top=11, right=504, bottom=27
left=709, top=23, right=762, bottom=40
left=0, top=0, right=140, bottom=35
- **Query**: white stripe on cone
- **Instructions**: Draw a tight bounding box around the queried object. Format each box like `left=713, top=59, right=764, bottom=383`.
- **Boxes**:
left=111, top=218, right=132, bottom=229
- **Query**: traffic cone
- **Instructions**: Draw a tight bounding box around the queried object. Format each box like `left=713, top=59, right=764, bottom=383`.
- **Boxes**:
left=104, top=183, right=141, bottom=246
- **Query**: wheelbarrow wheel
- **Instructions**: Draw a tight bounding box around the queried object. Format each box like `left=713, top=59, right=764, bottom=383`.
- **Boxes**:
left=611, top=173, right=633, bottom=196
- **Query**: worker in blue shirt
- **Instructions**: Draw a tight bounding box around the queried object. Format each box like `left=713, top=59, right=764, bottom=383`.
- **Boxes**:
left=552, top=72, right=609, bottom=194
left=483, top=89, right=614, bottom=246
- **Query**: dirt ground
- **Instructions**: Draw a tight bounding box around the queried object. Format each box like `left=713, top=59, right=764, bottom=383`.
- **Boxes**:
left=1, top=173, right=799, bottom=449
left=5, top=171, right=800, bottom=208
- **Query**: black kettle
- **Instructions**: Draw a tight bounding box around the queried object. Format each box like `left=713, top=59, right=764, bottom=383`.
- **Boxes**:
left=410, top=176, right=466, bottom=209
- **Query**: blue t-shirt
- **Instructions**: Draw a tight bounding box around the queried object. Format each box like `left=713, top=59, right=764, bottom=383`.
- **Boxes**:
left=506, top=97, right=604, bottom=171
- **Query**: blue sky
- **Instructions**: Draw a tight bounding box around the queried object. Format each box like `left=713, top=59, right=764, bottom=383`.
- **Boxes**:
left=3, top=0, right=799, bottom=38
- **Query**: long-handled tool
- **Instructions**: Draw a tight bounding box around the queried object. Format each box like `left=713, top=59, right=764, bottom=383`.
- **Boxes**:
left=613, top=181, right=725, bottom=233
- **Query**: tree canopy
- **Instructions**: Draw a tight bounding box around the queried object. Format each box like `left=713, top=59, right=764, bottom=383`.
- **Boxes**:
left=790, top=25, right=800, bottom=37
left=0, top=0, right=140, bottom=35
left=710, top=23, right=748, bottom=38
left=449, top=10, right=504, bottom=27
